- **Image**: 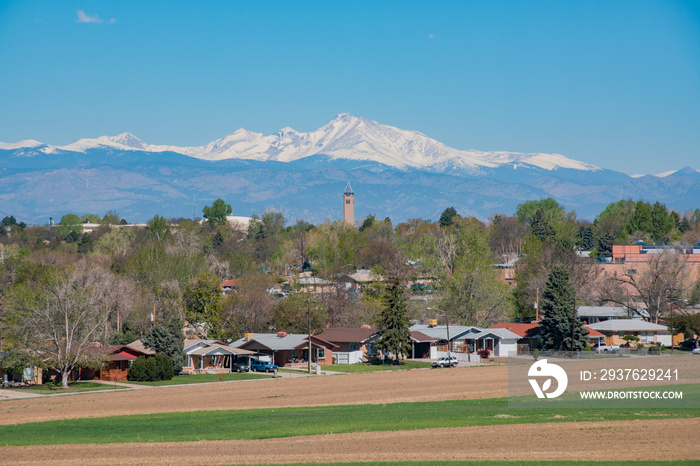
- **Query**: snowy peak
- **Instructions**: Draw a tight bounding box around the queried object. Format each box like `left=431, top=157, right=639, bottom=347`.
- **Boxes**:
left=1, top=115, right=602, bottom=173
left=109, top=132, right=147, bottom=149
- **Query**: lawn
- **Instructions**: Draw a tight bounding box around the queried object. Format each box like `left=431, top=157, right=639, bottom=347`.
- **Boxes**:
left=5, top=381, right=122, bottom=395
left=328, top=360, right=432, bottom=372
left=1, top=396, right=698, bottom=446
left=122, top=371, right=271, bottom=386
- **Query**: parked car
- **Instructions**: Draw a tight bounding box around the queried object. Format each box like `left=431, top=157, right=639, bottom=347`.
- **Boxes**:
left=692, top=347, right=700, bottom=355
left=250, top=360, right=279, bottom=372
left=232, top=361, right=250, bottom=372
left=431, top=356, right=458, bottom=368
left=592, top=342, right=620, bottom=353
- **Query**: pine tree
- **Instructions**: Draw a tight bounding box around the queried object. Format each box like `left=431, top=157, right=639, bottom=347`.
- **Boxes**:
left=539, top=266, right=589, bottom=352
left=142, top=320, right=186, bottom=374
left=375, top=279, right=412, bottom=364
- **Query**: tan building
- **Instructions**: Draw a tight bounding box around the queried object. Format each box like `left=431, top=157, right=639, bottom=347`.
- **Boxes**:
left=343, top=182, right=354, bottom=226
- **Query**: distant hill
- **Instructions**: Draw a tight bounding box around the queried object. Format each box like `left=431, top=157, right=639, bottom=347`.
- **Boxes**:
left=1, top=115, right=697, bottom=224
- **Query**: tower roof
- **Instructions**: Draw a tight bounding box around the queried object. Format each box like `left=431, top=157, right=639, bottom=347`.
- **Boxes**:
left=344, top=182, right=354, bottom=194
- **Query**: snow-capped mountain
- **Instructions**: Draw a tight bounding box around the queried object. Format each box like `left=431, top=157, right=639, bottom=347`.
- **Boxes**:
left=1, top=115, right=697, bottom=224
left=1, top=114, right=599, bottom=173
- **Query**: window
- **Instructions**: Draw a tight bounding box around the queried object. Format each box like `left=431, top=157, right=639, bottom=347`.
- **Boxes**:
left=346, top=199, right=350, bottom=204
left=316, top=347, right=326, bottom=360
left=349, top=342, right=357, bottom=351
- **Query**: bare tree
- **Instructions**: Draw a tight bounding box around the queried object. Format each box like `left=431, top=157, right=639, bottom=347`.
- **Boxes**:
left=598, top=252, right=689, bottom=323
left=5, top=261, right=114, bottom=387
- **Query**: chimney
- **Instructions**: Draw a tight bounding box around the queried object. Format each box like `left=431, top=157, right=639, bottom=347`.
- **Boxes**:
left=277, top=331, right=287, bottom=338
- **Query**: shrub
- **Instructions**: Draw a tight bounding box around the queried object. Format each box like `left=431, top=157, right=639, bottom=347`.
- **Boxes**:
left=532, top=349, right=540, bottom=361
left=477, top=348, right=491, bottom=359
left=155, top=353, right=175, bottom=380
left=128, top=354, right=174, bottom=382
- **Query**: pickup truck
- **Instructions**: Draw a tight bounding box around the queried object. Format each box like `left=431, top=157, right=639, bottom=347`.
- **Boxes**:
left=250, top=360, right=279, bottom=373
left=593, top=342, right=620, bottom=353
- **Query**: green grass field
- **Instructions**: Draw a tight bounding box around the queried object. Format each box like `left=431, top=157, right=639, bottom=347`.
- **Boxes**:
left=327, top=361, right=432, bottom=372
left=1, top=396, right=697, bottom=446
left=5, top=381, right=122, bottom=394
left=122, top=371, right=271, bottom=386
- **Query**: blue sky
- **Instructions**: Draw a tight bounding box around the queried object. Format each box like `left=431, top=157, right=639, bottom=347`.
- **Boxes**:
left=0, top=0, right=698, bottom=175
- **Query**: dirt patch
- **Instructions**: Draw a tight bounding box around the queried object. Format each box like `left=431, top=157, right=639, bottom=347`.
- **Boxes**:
left=0, top=366, right=508, bottom=425
left=1, top=418, right=698, bottom=465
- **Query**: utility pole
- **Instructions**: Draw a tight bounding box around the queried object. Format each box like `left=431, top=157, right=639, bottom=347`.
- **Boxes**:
left=307, top=297, right=313, bottom=374
left=571, top=295, right=576, bottom=359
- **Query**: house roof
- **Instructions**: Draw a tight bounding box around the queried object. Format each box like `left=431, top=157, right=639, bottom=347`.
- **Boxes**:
left=189, top=343, right=255, bottom=356
left=221, top=278, right=241, bottom=289
left=317, top=327, right=377, bottom=343
left=184, top=339, right=227, bottom=352
left=582, top=326, right=605, bottom=338
left=586, top=320, right=670, bottom=333
left=232, top=333, right=338, bottom=351
left=410, top=331, right=438, bottom=343
left=348, top=269, right=384, bottom=282
left=298, top=277, right=333, bottom=285
left=577, top=306, right=649, bottom=319
left=126, top=340, right=156, bottom=355
left=410, top=324, right=480, bottom=341
left=490, top=323, right=541, bottom=338
left=469, top=328, right=521, bottom=341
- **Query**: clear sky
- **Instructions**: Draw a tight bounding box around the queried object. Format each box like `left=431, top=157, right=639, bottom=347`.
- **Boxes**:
left=0, top=1, right=698, bottom=175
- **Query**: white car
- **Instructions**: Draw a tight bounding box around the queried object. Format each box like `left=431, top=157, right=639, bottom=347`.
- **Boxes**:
left=692, top=347, right=700, bottom=355
left=431, top=356, right=458, bottom=368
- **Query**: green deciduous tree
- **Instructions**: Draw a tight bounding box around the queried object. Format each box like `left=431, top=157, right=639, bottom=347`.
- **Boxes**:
left=183, top=272, right=223, bottom=336
left=202, top=199, right=232, bottom=227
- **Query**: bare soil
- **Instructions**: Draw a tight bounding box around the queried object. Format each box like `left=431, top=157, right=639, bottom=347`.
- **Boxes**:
left=1, top=419, right=698, bottom=465
left=1, top=365, right=698, bottom=464
left=1, top=366, right=507, bottom=425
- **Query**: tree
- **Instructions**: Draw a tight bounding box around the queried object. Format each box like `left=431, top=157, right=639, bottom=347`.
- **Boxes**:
left=375, top=279, right=412, bottom=363
left=539, top=266, right=589, bottom=352
left=4, top=263, right=113, bottom=387
left=439, top=207, right=458, bottom=227
left=271, top=291, right=327, bottom=334
left=147, top=215, right=171, bottom=241
left=598, top=252, right=689, bottom=324
left=182, top=272, right=223, bottom=336
left=142, top=320, right=186, bottom=374
left=202, top=199, right=232, bottom=227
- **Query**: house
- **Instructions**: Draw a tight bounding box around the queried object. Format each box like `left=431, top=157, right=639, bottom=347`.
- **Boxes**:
left=95, top=342, right=155, bottom=381
left=295, top=276, right=335, bottom=294
left=583, top=326, right=606, bottom=347
left=410, top=331, right=438, bottom=359
left=577, top=306, right=649, bottom=324
left=75, top=341, right=155, bottom=382
left=585, top=319, right=675, bottom=346
left=231, top=332, right=338, bottom=367
left=221, top=278, right=242, bottom=294
left=182, top=339, right=256, bottom=374
left=490, top=322, right=606, bottom=351
left=490, top=322, right=541, bottom=352
left=316, top=327, right=379, bottom=364
left=409, top=324, right=520, bottom=358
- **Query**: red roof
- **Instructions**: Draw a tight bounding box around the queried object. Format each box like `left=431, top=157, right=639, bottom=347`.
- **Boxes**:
left=411, top=331, right=438, bottom=342
left=490, top=323, right=541, bottom=338
left=583, top=326, right=605, bottom=338
left=221, top=279, right=242, bottom=288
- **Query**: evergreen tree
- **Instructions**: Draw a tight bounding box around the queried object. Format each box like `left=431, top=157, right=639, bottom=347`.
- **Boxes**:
left=142, top=320, right=186, bottom=374
left=576, top=226, right=595, bottom=251
left=539, top=266, right=589, bottom=352
left=375, top=279, right=412, bottom=363
left=439, top=207, right=458, bottom=227
left=530, top=208, right=555, bottom=242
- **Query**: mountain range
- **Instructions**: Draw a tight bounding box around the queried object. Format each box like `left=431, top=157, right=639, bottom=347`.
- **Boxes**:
left=1, top=114, right=698, bottom=224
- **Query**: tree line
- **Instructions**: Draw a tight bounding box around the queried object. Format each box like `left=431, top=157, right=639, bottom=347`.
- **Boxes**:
left=1, top=197, right=699, bottom=384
